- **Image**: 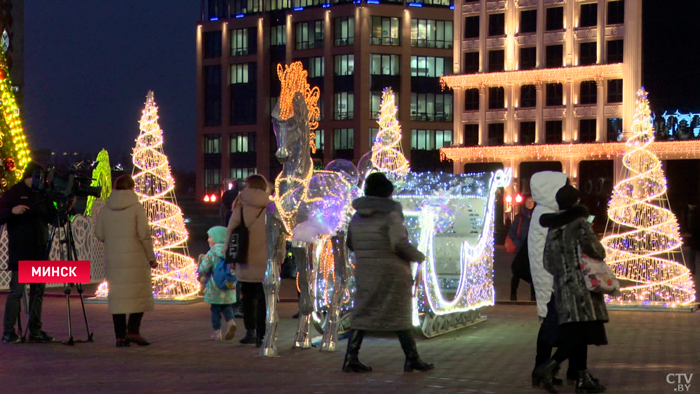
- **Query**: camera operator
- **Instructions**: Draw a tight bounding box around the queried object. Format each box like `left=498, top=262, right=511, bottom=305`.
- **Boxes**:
left=1, top=161, right=73, bottom=344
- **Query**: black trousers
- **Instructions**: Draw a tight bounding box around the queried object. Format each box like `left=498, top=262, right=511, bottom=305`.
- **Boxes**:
left=241, top=282, right=266, bottom=339
left=3, top=271, right=45, bottom=336
left=552, top=338, right=588, bottom=373
left=511, top=276, right=536, bottom=299
left=112, top=313, right=144, bottom=340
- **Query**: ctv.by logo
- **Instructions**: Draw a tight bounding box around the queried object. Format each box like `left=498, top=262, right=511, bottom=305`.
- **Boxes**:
left=667, top=373, right=693, bottom=392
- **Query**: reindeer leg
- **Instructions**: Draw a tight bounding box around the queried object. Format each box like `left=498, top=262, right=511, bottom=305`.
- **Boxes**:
left=260, top=206, right=285, bottom=358
left=320, top=232, right=349, bottom=352
left=293, top=243, right=316, bottom=348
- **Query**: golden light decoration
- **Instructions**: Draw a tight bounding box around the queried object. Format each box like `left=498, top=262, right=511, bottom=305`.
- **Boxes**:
left=277, top=61, right=321, bottom=153
left=601, top=88, right=696, bottom=307
left=84, top=149, right=112, bottom=216
left=0, top=50, right=30, bottom=188
left=371, top=88, right=410, bottom=179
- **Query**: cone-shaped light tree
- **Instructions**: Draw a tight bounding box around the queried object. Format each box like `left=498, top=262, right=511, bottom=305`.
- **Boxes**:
left=85, top=149, right=112, bottom=216
left=601, top=88, right=696, bottom=307
left=371, top=88, right=409, bottom=182
left=0, top=50, right=30, bottom=193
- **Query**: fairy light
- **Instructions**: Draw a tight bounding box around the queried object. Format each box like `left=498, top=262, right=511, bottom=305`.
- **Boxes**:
left=601, top=89, right=696, bottom=307
left=371, top=88, right=410, bottom=180
left=0, top=50, right=30, bottom=190
left=277, top=61, right=321, bottom=153
left=85, top=149, right=112, bottom=216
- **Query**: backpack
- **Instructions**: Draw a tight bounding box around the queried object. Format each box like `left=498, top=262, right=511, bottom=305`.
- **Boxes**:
left=209, top=257, right=237, bottom=290
left=226, top=204, right=264, bottom=265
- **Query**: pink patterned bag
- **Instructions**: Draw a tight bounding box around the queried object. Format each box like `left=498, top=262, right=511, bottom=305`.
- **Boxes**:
left=578, top=247, right=620, bottom=295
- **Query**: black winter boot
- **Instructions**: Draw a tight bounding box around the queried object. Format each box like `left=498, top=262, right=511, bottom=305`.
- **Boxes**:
left=533, top=359, right=560, bottom=394
left=575, top=370, right=606, bottom=393
left=239, top=330, right=256, bottom=344
left=342, top=330, right=372, bottom=373
left=397, top=330, right=434, bottom=372
left=532, top=363, right=563, bottom=387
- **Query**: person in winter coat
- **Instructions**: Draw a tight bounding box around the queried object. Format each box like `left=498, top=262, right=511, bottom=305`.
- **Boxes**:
left=95, top=175, right=157, bottom=348
left=343, top=172, right=433, bottom=374
left=198, top=226, right=238, bottom=341
left=1, top=162, right=61, bottom=344
left=508, top=194, right=536, bottom=301
left=226, top=174, right=270, bottom=347
left=533, top=184, right=608, bottom=394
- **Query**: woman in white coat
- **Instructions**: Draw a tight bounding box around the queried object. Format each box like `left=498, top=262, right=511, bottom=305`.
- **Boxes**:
left=95, top=175, right=157, bottom=347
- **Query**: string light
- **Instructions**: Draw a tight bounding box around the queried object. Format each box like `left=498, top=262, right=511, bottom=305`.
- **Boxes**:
left=0, top=50, right=30, bottom=190
left=85, top=149, right=112, bottom=216
left=601, top=89, right=696, bottom=308
left=277, top=61, right=321, bottom=153
left=371, top=88, right=410, bottom=180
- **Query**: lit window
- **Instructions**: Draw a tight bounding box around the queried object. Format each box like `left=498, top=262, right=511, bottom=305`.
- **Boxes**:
left=411, top=19, right=453, bottom=48
left=333, top=128, right=354, bottom=150
left=334, top=92, right=354, bottom=120
left=334, top=54, right=354, bottom=76
left=371, top=17, right=400, bottom=46
left=410, top=56, right=451, bottom=77
left=296, top=21, right=324, bottom=50
left=231, top=28, right=249, bottom=56
left=334, top=17, right=354, bottom=46
left=204, top=134, right=221, bottom=154
left=271, top=25, right=286, bottom=46
left=230, top=133, right=256, bottom=153
left=230, top=64, right=249, bottom=84
left=370, top=54, right=399, bottom=75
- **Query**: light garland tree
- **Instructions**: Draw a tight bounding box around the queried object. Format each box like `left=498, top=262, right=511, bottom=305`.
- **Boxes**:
left=84, top=149, right=112, bottom=216
left=371, top=88, right=409, bottom=182
left=601, top=88, right=696, bottom=307
left=0, top=50, right=30, bottom=193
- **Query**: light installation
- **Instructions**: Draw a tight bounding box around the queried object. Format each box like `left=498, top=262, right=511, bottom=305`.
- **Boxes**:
left=371, top=88, right=410, bottom=181
left=276, top=61, right=320, bottom=153
left=84, top=149, right=112, bottom=216
left=0, top=50, right=30, bottom=192
left=601, top=89, right=696, bottom=307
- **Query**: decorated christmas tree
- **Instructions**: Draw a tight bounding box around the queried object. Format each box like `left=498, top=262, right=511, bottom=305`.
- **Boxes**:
left=0, top=50, right=30, bottom=193
left=84, top=149, right=112, bottom=216
left=371, top=88, right=409, bottom=182
left=601, top=88, right=696, bottom=307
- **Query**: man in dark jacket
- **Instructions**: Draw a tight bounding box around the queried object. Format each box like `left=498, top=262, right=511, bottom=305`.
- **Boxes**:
left=508, top=194, right=536, bottom=301
left=1, top=162, right=57, bottom=344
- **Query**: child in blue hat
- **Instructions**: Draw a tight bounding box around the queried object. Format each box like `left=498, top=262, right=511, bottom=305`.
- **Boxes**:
left=198, top=226, right=237, bottom=340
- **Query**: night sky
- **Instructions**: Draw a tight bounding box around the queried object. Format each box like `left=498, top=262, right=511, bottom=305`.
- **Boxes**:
left=20, top=1, right=700, bottom=172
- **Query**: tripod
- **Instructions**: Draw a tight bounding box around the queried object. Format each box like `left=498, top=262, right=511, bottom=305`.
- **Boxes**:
left=22, top=206, right=94, bottom=345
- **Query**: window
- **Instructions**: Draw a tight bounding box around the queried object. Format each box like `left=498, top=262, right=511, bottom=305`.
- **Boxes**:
left=412, top=0, right=452, bottom=7
left=230, top=64, right=249, bottom=84
left=204, top=66, right=222, bottom=126
left=519, top=47, right=536, bottom=70
left=464, top=124, right=479, bottom=146
left=411, top=129, right=452, bottom=150
left=488, top=123, right=504, bottom=145
left=489, top=13, right=505, bottom=36
left=231, top=28, right=252, bottom=56
left=335, top=92, right=354, bottom=120
left=489, top=87, right=504, bottom=109
left=315, top=130, right=325, bottom=151
left=230, top=168, right=257, bottom=179
left=411, top=56, right=449, bottom=77
left=334, top=17, right=354, bottom=46
left=204, top=31, right=222, bottom=58
left=465, top=88, right=479, bottom=110
left=546, top=7, right=564, bottom=31
left=204, top=169, right=221, bottom=192
left=464, top=16, right=479, bottom=39
left=334, top=128, right=354, bottom=150
left=545, top=121, right=562, bottom=143
left=607, top=118, right=622, bottom=141
left=371, top=17, right=400, bottom=46
left=546, top=83, right=563, bottom=106
left=580, top=3, right=597, bottom=27
left=232, top=0, right=264, bottom=14
left=334, top=55, right=354, bottom=76
left=608, top=79, right=623, bottom=103
left=230, top=133, right=256, bottom=153
left=370, top=91, right=398, bottom=119
left=607, top=40, right=623, bottom=63
left=489, top=50, right=505, bottom=72
left=579, top=119, right=597, bottom=142
left=580, top=81, right=597, bottom=104
left=296, top=21, right=324, bottom=50
left=546, top=45, right=563, bottom=68
left=410, top=93, right=453, bottom=122
left=267, top=0, right=291, bottom=10
left=520, top=10, right=537, bottom=33
left=520, top=122, right=536, bottom=144
left=520, top=85, right=536, bottom=107
left=370, top=54, right=399, bottom=75
left=369, top=128, right=378, bottom=146
left=463, top=52, right=479, bottom=74
left=411, top=19, right=453, bottom=48
left=579, top=42, right=597, bottom=66
left=204, top=134, right=221, bottom=154
left=271, top=25, right=286, bottom=46
left=306, top=57, right=325, bottom=78
left=294, top=0, right=330, bottom=7
left=608, top=0, right=624, bottom=25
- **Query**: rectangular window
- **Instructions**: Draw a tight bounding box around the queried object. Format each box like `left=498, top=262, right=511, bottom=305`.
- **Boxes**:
left=520, top=10, right=537, bottom=33
left=579, top=42, right=597, bottom=66
left=204, top=134, right=221, bottom=154
left=607, top=0, right=624, bottom=25
left=267, top=0, right=291, bottom=11
left=464, top=124, right=479, bottom=146
left=296, top=21, right=324, bottom=50
left=489, top=13, right=505, bottom=36
left=204, top=169, right=221, bottom=192
left=519, top=47, right=536, bottom=70
left=580, top=3, right=597, bottom=27
left=230, top=168, right=257, bottom=179
left=464, top=16, right=479, bottom=39
left=204, top=31, right=222, bottom=58
left=230, top=133, right=256, bottom=153
left=371, top=91, right=397, bottom=119
left=411, top=56, right=449, bottom=77
left=231, top=28, right=248, bottom=56
left=271, top=25, right=286, bottom=46
left=410, top=93, right=453, bottom=122
left=230, top=64, right=249, bottom=84
left=580, top=81, right=597, bottom=105
left=232, top=0, right=263, bottom=15
left=546, top=7, right=564, bottom=31
left=315, top=130, right=325, bottom=151
left=520, top=84, right=536, bottom=107
left=333, top=128, right=354, bottom=150
left=411, top=19, right=453, bottom=48
left=463, top=52, right=479, bottom=74
left=607, top=40, right=624, bottom=63
left=489, top=87, right=505, bottom=109
left=306, top=57, right=325, bottom=78
left=204, top=65, right=222, bottom=127
left=607, top=118, right=622, bottom=141
left=334, top=92, right=354, bottom=120
left=411, top=129, right=453, bottom=150
left=520, top=122, right=536, bottom=144
left=369, top=128, right=378, bottom=146
left=545, top=121, right=562, bottom=143
left=334, top=54, right=354, bottom=76
left=546, top=45, right=564, bottom=68
left=608, top=79, right=623, bottom=103
left=546, top=83, right=563, bottom=106
left=370, top=54, right=400, bottom=75
left=334, top=17, right=354, bottom=46
left=488, top=123, right=504, bottom=145
left=371, top=16, right=400, bottom=46
left=294, top=0, right=331, bottom=7
left=489, top=50, right=505, bottom=72
left=465, top=88, right=479, bottom=110
left=579, top=119, right=597, bottom=142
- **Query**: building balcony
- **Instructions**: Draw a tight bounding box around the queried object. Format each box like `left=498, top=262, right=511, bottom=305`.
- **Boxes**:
left=543, top=31, right=566, bottom=44
left=515, top=108, right=537, bottom=120
left=486, top=36, right=506, bottom=49
left=543, top=106, right=566, bottom=119
left=515, top=33, right=536, bottom=46
left=573, top=105, right=596, bottom=118
left=486, top=0, right=506, bottom=12
left=574, top=27, right=598, bottom=41
left=462, top=38, right=479, bottom=51
left=605, top=25, right=625, bottom=38
left=485, top=109, right=507, bottom=122
left=461, top=110, right=479, bottom=123
left=604, top=104, right=623, bottom=118
left=462, top=1, right=480, bottom=14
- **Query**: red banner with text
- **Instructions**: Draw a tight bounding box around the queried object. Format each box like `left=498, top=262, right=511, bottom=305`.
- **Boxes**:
left=18, top=261, right=91, bottom=283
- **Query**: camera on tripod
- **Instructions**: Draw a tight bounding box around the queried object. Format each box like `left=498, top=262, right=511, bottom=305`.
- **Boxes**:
left=30, top=167, right=102, bottom=210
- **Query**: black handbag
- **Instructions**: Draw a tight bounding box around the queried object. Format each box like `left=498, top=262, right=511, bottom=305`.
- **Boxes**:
left=226, top=205, right=263, bottom=265
left=511, top=237, right=533, bottom=284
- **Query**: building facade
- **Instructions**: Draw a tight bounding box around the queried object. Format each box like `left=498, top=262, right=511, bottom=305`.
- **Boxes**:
left=197, top=0, right=457, bottom=197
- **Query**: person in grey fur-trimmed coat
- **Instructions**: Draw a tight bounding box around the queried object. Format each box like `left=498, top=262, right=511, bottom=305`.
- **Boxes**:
left=533, top=184, right=608, bottom=394
left=342, top=172, right=433, bottom=374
